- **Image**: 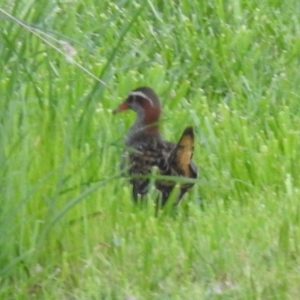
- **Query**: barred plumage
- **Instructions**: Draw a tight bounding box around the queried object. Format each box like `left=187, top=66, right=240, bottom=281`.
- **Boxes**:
left=113, top=87, right=197, bottom=207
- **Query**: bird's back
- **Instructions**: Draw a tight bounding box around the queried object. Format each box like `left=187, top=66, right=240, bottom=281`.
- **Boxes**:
left=123, top=129, right=197, bottom=205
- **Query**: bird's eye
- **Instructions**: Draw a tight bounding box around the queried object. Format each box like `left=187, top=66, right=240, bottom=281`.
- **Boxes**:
left=127, top=95, right=135, bottom=104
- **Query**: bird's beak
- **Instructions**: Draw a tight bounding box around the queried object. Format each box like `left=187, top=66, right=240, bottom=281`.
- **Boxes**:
left=112, top=101, right=129, bottom=114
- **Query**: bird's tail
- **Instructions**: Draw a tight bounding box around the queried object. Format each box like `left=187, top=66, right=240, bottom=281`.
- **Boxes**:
left=169, top=126, right=196, bottom=178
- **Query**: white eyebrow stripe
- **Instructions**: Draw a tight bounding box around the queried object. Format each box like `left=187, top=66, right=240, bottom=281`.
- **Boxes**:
left=130, top=91, right=154, bottom=106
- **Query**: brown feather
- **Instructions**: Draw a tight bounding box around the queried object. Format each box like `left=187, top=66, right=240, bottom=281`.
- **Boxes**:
left=114, top=87, right=198, bottom=207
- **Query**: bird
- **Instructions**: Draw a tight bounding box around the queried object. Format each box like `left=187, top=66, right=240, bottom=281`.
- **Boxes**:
left=113, top=86, right=197, bottom=207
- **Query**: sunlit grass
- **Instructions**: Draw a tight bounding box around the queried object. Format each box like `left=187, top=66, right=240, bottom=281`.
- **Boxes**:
left=1, top=0, right=300, bottom=299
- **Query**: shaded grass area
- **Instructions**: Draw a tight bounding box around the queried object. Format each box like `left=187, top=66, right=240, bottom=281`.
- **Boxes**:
left=1, top=0, right=300, bottom=298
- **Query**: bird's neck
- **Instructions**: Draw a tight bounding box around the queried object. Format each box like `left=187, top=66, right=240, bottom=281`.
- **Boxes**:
left=126, top=114, right=161, bottom=145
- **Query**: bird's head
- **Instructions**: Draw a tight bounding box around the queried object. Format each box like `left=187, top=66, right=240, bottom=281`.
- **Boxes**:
left=113, top=87, right=162, bottom=131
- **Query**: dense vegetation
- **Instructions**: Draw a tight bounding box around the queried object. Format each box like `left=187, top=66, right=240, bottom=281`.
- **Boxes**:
left=1, top=0, right=300, bottom=298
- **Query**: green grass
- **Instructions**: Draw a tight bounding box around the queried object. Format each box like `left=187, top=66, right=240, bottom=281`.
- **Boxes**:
left=1, top=0, right=300, bottom=298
